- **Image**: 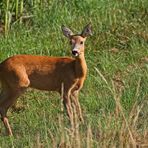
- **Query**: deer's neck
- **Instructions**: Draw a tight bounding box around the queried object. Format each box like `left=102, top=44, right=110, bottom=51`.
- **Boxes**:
left=75, top=53, right=87, bottom=78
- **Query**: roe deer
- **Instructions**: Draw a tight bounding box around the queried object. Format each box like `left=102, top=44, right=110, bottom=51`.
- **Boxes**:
left=0, top=24, right=92, bottom=136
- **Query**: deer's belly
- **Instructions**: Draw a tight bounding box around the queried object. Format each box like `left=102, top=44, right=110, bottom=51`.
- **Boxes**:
left=29, top=74, right=60, bottom=91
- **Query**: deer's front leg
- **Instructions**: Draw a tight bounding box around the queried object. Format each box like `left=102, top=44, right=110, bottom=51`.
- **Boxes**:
left=63, top=91, right=74, bottom=126
left=71, top=90, right=84, bottom=123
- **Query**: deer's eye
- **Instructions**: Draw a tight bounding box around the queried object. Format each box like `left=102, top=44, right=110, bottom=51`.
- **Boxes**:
left=80, top=41, right=83, bottom=44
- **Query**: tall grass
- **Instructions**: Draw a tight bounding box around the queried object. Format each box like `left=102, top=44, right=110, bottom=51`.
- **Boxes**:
left=0, top=0, right=148, bottom=147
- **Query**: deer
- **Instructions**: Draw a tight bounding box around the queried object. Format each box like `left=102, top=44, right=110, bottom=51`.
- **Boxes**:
left=0, top=24, right=92, bottom=136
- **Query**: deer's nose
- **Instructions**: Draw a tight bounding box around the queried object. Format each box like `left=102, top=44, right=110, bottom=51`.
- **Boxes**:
left=72, top=50, right=78, bottom=56
left=72, top=48, right=79, bottom=56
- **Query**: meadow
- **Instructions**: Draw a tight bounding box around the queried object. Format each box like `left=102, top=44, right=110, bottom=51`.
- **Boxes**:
left=0, top=0, right=148, bottom=147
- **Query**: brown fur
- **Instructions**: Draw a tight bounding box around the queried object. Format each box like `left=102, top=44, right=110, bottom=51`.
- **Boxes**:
left=0, top=24, right=92, bottom=135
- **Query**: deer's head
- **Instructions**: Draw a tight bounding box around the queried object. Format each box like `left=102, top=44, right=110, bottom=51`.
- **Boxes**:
left=62, top=24, right=92, bottom=57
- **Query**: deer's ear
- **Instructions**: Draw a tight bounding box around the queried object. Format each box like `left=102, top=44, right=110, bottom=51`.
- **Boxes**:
left=61, top=25, right=73, bottom=38
left=81, top=23, right=92, bottom=38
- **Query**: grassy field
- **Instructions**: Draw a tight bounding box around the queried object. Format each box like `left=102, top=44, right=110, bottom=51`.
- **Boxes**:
left=0, top=0, right=148, bottom=147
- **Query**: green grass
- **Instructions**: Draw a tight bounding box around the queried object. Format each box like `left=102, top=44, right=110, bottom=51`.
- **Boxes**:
left=0, top=0, right=148, bottom=147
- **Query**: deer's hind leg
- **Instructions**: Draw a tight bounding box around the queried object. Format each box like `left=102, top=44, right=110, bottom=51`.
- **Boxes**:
left=0, top=85, right=27, bottom=136
left=0, top=70, right=30, bottom=136
left=0, top=86, right=12, bottom=136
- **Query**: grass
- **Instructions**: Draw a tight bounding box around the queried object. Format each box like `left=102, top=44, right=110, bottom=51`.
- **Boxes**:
left=0, top=0, right=148, bottom=147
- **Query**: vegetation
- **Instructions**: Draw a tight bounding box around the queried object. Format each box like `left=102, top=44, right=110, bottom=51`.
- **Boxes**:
left=0, top=0, right=148, bottom=147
